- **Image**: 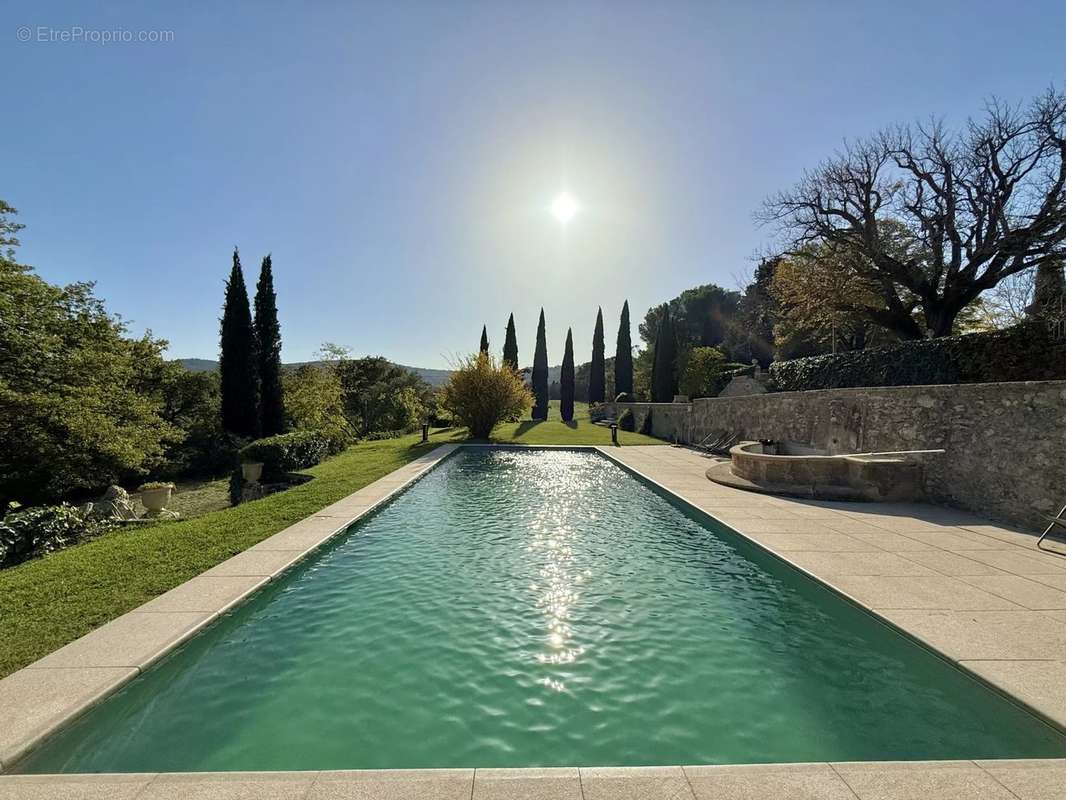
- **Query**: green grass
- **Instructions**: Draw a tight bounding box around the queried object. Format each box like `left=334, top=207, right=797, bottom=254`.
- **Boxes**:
left=0, top=410, right=661, bottom=678
left=131, top=476, right=232, bottom=519
left=439, top=400, right=660, bottom=447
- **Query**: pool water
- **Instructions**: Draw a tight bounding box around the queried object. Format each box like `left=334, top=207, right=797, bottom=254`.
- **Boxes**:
left=21, top=448, right=1066, bottom=772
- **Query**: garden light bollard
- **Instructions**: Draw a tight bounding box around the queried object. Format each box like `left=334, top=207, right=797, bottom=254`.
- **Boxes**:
left=610, top=423, right=619, bottom=445
left=421, top=423, right=429, bottom=443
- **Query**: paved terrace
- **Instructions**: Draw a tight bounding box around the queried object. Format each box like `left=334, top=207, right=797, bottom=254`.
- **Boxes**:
left=1, top=443, right=1065, bottom=798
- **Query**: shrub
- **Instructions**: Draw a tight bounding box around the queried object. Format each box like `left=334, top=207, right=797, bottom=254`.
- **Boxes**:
left=0, top=503, right=115, bottom=568
left=137, top=481, right=175, bottom=491
left=618, top=408, right=635, bottom=432
left=442, top=353, right=532, bottom=439
left=768, top=324, right=1066, bottom=392
left=239, top=430, right=330, bottom=478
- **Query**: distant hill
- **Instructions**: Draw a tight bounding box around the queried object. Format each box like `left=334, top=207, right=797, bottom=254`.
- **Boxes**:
left=176, top=358, right=453, bottom=387
left=175, top=359, right=588, bottom=389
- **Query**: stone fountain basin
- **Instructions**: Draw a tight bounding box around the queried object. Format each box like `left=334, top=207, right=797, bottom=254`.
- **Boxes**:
left=707, top=441, right=927, bottom=502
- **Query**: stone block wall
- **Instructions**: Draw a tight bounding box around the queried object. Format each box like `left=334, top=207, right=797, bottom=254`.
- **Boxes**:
left=612, top=380, right=1066, bottom=531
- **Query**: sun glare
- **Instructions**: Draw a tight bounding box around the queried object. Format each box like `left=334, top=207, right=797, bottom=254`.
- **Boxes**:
left=550, top=191, right=579, bottom=224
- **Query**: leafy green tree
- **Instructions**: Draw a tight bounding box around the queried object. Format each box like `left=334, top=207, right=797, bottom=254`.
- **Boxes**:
left=614, top=300, right=633, bottom=398
left=532, top=308, right=549, bottom=419
left=639, top=284, right=740, bottom=356
left=0, top=255, right=181, bottom=505
left=219, top=248, right=260, bottom=437
left=0, top=200, right=24, bottom=259
left=254, top=255, right=285, bottom=436
left=560, top=328, right=576, bottom=421
left=282, top=365, right=353, bottom=453
left=680, top=347, right=730, bottom=398
left=502, top=313, right=519, bottom=370
left=325, top=351, right=432, bottom=435
left=150, top=362, right=233, bottom=477
left=650, top=305, right=679, bottom=402
left=480, top=325, right=490, bottom=354
left=589, top=308, right=605, bottom=404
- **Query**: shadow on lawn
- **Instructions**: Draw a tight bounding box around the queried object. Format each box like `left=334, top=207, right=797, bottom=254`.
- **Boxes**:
left=512, top=419, right=544, bottom=437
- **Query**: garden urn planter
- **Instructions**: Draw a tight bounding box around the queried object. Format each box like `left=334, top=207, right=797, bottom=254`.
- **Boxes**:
left=140, top=486, right=172, bottom=512
left=242, top=461, right=264, bottom=482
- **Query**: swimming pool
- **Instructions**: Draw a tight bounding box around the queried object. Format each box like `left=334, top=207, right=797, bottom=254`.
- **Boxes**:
left=18, top=448, right=1066, bottom=772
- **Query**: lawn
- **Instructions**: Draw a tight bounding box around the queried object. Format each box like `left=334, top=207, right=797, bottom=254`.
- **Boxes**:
left=0, top=409, right=660, bottom=678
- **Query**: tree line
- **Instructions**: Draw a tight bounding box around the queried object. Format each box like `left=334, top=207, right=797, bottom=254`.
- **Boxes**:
left=478, top=301, right=635, bottom=420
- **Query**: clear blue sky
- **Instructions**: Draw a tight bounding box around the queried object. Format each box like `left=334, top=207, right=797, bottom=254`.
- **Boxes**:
left=4, top=1, right=1064, bottom=367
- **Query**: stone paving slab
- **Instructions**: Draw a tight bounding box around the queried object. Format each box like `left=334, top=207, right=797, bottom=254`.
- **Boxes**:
left=684, top=762, right=857, bottom=799
left=831, top=760, right=1015, bottom=799
left=0, top=668, right=137, bottom=773
left=4, top=762, right=1066, bottom=800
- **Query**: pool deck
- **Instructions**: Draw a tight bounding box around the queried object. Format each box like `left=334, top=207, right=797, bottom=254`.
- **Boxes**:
left=2, top=442, right=1065, bottom=798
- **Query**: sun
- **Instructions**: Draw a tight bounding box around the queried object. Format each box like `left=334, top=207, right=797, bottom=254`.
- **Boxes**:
left=550, top=191, right=579, bottom=224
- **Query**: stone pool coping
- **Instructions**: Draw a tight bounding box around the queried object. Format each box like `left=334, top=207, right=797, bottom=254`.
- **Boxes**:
left=2, top=760, right=1066, bottom=799
left=1, top=442, right=1065, bottom=797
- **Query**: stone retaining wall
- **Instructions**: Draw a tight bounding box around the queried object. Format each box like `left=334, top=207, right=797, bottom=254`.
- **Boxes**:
left=612, top=380, right=1066, bottom=530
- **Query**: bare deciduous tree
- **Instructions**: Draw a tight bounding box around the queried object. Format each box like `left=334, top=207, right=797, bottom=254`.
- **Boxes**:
left=760, top=89, right=1066, bottom=338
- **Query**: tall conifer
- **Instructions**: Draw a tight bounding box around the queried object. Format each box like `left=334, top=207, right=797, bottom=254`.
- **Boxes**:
left=560, top=328, right=575, bottom=422
left=502, top=313, right=519, bottom=369
left=219, top=248, right=260, bottom=437
left=532, top=309, right=549, bottom=420
left=254, top=254, right=285, bottom=436
left=589, top=307, right=605, bottom=404
left=480, top=325, right=490, bottom=354
left=614, top=300, right=633, bottom=399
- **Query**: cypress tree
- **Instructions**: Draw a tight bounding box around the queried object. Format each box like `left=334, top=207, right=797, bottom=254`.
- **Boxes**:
left=560, top=328, right=576, bottom=422
left=219, top=248, right=260, bottom=438
left=480, top=324, right=490, bottom=354
left=651, top=305, right=679, bottom=402
left=502, top=313, right=519, bottom=369
left=589, top=307, right=605, bottom=404
left=254, top=254, right=285, bottom=436
left=614, top=300, right=633, bottom=399
left=532, top=308, right=549, bottom=420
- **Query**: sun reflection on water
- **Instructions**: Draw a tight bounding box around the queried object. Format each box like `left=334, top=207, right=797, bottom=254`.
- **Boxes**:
left=523, top=457, right=592, bottom=693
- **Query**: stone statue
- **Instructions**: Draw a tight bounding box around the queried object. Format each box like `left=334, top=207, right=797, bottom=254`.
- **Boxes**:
left=82, top=486, right=137, bottom=522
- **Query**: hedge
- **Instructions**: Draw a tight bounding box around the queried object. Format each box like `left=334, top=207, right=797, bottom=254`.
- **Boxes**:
left=768, top=324, right=1066, bottom=392
left=239, top=430, right=331, bottom=477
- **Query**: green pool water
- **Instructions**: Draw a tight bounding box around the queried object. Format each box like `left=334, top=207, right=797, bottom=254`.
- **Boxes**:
left=20, top=448, right=1066, bottom=772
